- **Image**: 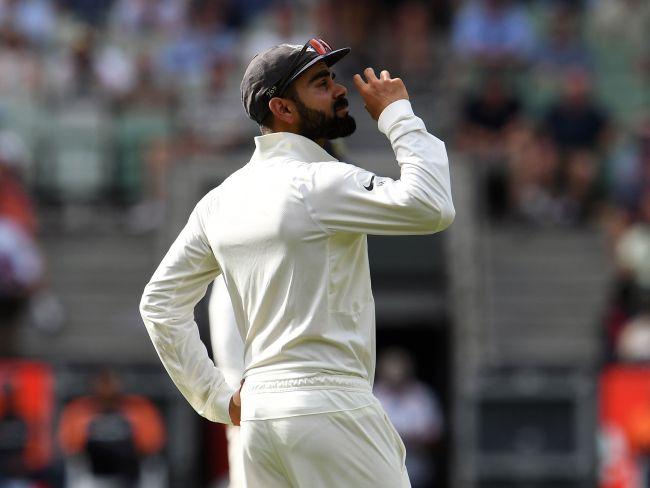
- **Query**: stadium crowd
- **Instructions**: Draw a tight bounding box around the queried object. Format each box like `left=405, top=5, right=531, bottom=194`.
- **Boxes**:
left=0, top=0, right=647, bottom=227
left=0, top=0, right=649, bottom=486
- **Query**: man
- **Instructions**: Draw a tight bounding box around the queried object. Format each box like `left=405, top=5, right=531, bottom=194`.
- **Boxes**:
left=374, top=348, right=445, bottom=487
left=58, top=369, right=165, bottom=487
left=207, top=134, right=350, bottom=488
left=140, top=38, right=454, bottom=486
left=0, top=381, right=30, bottom=485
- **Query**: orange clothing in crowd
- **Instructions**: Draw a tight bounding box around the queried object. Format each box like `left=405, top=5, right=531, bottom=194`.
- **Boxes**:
left=58, top=395, right=165, bottom=456
left=0, top=362, right=54, bottom=472
left=0, top=173, right=37, bottom=236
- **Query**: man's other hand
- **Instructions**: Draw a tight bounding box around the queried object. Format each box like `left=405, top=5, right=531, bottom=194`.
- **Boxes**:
left=229, top=381, right=243, bottom=426
left=352, top=68, right=409, bottom=120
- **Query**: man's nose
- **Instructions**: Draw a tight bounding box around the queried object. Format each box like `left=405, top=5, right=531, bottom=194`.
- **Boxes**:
left=334, top=82, right=347, bottom=99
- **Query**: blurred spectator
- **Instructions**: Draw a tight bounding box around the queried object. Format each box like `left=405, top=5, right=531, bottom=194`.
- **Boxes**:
left=94, top=44, right=137, bottom=99
left=242, top=1, right=308, bottom=65
left=452, top=0, right=536, bottom=67
left=335, top=0, right=376, bottom=74
left=608, top=117, right=650, bottom=213
left=46, top=27, right=100, bottom=100
left=58, top=369, right=165, bottom=488
left=606, top=190, right=650, bottom=357
left=374, top=348, right=444, bottom=488
left=0, top=131, right=42, bottom=323
left=504, top=126, right=602, bottom=225
left=0, top=364, right=56, bottom=488
left=615, top=191, right=650, bottom=310
left=505, top=123, right=563, bottom=224
left=0, top=26, right=42, bottom=100
left=0, top=218, right=42, bottom=322
left=108, top=0, right=186, bottom=38
left=0, top=381, right=29, bottom=485
left=117, top=54, right=172, bottom=110
left=125, top=138, right=173, bottom=233
left=388, top=1, right=434, bottom=87
left=533, top=3, right=594, bottom=95
left=0, top=0, right=57, bottom=46
left=616, top=312, right=650, bottom=362
left=0, top=130, right=63, bottom=337
left=113, top=53, right=175, bottom=228
left=602, top=205, right=631, bottom=254
left=456, top=71, right=523, bottom=219
left=542, top=68, right=610, bottom=154
left=309, top=0, right=337, bottom=44
left=614, top=378, right=650, bottom=487
left=61, top=0, right=110, bottom=26
left=157, top=1, right=237, bottom=89
left=556, top=148, right=602, bottom=224
left=457, top=70, right=522, bottom=159
left=603, top=204, right=637, bottom=360
left=177, top=57, right=254, bottom=154
left=590, top=0, right=650, bottom=55
left=0, top=131, right=35, bottom=235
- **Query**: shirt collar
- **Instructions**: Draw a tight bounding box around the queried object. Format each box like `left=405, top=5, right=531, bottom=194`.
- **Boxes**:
left=250, top=132, right=338, bottom=163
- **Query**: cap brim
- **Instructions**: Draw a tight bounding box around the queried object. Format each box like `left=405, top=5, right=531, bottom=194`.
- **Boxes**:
left=286, top=47, right=351, bottom=87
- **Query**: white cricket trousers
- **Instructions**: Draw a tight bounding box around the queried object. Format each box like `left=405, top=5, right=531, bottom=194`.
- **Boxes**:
left=240, top=402, right=411, bottom=487
left=226, top=425, right=244, bottom=488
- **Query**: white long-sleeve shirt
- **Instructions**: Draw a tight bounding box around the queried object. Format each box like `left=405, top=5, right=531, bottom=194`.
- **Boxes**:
left=139, top=99, right=455, bottom=425
left=209, top=276, right=245, bottom=390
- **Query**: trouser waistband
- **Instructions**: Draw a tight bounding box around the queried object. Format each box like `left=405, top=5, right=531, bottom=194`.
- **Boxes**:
left=243, top=374, right=372, bottom=394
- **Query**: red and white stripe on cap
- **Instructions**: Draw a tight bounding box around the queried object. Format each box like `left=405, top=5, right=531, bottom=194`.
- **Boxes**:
left=308, top=38, right=333, bottom=55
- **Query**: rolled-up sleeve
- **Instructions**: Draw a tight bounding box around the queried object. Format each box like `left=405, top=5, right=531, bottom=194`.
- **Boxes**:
left=302, top=99, right=455, bottom=235
left=139, top=198, right=234, bottom=424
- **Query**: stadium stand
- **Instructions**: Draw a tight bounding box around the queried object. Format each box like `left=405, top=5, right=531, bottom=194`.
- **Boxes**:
left=0, top=0, right=648, bottom=486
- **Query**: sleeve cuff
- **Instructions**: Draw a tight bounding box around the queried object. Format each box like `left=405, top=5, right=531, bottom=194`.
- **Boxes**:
left=209, top=383, right=236, bottom=425
left=377, top=99, right=414, bottom=135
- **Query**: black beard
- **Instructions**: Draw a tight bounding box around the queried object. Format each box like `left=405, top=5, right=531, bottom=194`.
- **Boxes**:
left=293, top=96, right=356, bottom=141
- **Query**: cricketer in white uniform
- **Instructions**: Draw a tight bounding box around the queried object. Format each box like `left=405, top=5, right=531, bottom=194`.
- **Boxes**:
left=140, top=38, right=455, bottom=487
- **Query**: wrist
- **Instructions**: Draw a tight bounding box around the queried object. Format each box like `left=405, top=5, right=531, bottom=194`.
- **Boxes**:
left=378, top=99, right=414, bottom=134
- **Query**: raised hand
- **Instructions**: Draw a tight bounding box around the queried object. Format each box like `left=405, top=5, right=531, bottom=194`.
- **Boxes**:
left=352, top=68, right=409, bottom=121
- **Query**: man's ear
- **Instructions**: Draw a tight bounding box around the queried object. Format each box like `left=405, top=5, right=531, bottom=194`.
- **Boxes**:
left=268, top=97, right=295, bottom=125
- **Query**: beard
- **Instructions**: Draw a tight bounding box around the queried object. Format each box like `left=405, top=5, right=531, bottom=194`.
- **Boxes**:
left=293, top=96, right=356, bottom=141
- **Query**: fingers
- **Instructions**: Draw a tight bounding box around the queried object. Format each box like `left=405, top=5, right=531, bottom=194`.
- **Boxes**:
left=364, top=67, right=379, bottom=82
left=229, top=396, right=241, bottom=425
left=233, top=378, right=244, bottom=406
left=352, top=73, right=367, bottom=92
left=355, top=68, right=391, bottom=85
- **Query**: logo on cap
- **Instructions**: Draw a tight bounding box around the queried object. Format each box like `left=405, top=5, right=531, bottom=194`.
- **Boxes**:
left=308, top=39, right=333, bottom=55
